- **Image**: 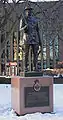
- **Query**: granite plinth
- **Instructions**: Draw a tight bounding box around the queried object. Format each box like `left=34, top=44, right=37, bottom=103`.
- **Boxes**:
left=11, top=76, right=53, bottom=115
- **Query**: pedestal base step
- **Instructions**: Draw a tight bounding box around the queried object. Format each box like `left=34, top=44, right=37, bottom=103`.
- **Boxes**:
left=20, top=71, right=43, bottom=77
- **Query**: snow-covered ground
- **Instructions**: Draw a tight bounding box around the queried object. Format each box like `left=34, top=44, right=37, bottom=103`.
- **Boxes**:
left=0, top=84, right=63, bottom=120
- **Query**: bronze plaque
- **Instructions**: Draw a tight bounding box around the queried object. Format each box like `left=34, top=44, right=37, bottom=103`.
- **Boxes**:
left=24, top=86, right=49, bottom=108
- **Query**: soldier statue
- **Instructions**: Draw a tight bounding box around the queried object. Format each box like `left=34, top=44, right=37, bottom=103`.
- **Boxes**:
left=21, top=6, right=41, bottom=72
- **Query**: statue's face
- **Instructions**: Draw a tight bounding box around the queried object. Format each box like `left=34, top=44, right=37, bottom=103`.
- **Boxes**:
left=25, top=9, right=31, bottom=17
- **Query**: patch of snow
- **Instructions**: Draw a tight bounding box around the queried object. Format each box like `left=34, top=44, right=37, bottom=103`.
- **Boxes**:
left=0, top=84, right=63, bottom=119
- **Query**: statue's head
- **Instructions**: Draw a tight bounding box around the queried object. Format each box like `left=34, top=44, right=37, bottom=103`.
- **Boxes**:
left=24, top=6, right=33, bottom=17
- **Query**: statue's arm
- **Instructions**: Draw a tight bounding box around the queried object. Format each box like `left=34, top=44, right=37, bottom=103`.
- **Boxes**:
left=36, top=23, right=41, bottom=46
left=20, top=18, right=27, bottom=31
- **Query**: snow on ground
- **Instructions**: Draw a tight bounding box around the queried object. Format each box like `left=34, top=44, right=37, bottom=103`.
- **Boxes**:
left=0, top=84, right=63, bottom=120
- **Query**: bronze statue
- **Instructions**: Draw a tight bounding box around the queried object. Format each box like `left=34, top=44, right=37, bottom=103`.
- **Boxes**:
left=21, top=6, right=41, bottom=71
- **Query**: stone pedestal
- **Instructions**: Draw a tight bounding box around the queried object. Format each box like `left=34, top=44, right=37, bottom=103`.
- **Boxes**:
left=11, top=76, right=53, bottom=115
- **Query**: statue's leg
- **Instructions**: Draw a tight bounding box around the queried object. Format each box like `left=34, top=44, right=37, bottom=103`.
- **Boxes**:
left=32, top=44, right=39, bottom=71
left=25, top=44, right=29, bottom=71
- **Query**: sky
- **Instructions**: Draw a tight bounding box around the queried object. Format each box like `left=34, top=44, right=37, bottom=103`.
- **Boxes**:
left=0, top=83, right=63, bottom=119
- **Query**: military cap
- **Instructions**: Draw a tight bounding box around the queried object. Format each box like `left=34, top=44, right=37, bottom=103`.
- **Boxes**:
left=24, top=6, right=33, bottom=10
